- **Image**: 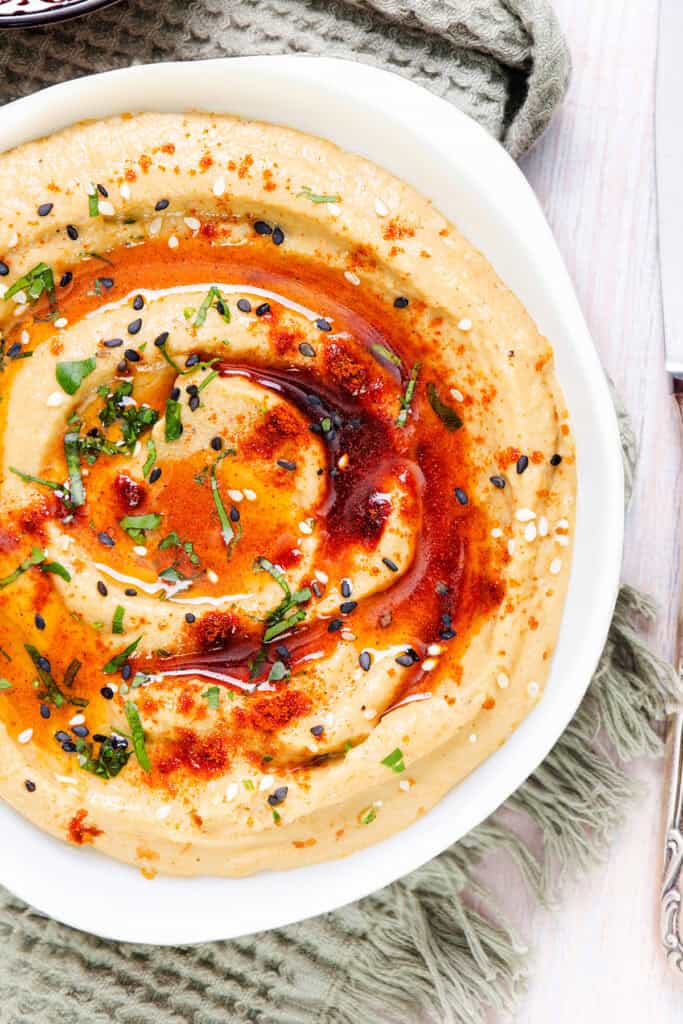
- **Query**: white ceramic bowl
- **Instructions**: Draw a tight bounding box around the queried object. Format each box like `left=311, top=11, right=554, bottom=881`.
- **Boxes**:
left=0, top=56, right=623, bottom=945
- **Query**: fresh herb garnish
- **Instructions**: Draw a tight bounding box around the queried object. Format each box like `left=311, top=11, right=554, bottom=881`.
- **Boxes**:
left=76, top=735, right=131, bottom=779
left=112, top=605, right=125, bottom=635
left=201, top=685, right=221, bottom=709
left=164, top=397, right=182, bottom=442
left=124, top=700, right=151, bottom=773
left=9, top=466, right=64, bottom=493
left=0, top=546, right=44, bottom=589
left=297, top=186, right=341, bottom=204
left=197, top=368, right=218, bottom=392
left=396, top=362, right=420, bottom=428
left=4, top=262, right=56, bottom=309
left=268, top=660, right=290, bottom=682
left=62, top=658, right=81, bottom=688
left=255, top=556, right=311, bottom=643
left=210, top=449, right=240, bottom=557
left=142, top=438, right=156, bottom=478
left=0, top=679, right=12, bottom=691
left=381, top=747, right=405, bottom=773
left=102, top=635, right=142, bottom=674
left=88, top=191, right=99, bottom=217
left=371, top=343, right=402, bottom=367
left=97, top=380, right=159, bottom=453
left=158, top=532, right=200, bottom=565
left=360, top=807, right=377, bottom=825
left=41, top=560, right=72, bottom=582
left=194, top=286, right=231, bottom=328
left=24, top=644, right=87, bottom=708
left=64, top=431, right=85, bottom=506
left=56, top=356, right=96, bottom=396
left=120, top=512, right=162, bottom=541
left=426, top=382, right=463, bottom=432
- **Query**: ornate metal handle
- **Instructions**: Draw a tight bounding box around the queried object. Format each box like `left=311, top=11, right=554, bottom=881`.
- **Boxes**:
left=661, top=710, right=683, bottom=972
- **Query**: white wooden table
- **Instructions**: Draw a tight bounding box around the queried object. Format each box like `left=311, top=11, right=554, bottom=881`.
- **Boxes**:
left=490, top=1, right=683, bottom=1019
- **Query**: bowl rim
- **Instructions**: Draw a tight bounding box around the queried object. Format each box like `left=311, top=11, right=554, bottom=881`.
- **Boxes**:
left=0, top=55, right=624, bottom=945
left=0, top=0, right=119, bottom=29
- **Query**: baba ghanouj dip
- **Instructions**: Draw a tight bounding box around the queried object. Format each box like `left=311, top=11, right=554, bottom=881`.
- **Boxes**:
left=0, top=114, right=575, bottom=876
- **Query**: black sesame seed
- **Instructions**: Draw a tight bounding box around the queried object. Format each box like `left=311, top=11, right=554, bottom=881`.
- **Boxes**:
left=311, top=581, right=322, bottom=598
left=61, top=740, right=77, bottom=753
left=306, top=394, right=323, bottom=406
left=268, top=786, right=288, bottom=805
left=359, top=650, right=372, bottom=671
left=37, top=202, right=53, bottom=217
left=34, top=614, right=46, bottom=631
left=125, top=349, right=142, bottom=364
left=103, top=338, right=124, bottom=349
left=132, top=294, right=144, bottom=311
left=149, top=467, right=162, bottom=483
left=310, top=724, right=324, bottom=737
left=229, top=505, right=240, bottom=522
left=439, top=628, right=456, bottom=641
left=24, top=780, right=36, bottom=792
left=315, top=318, right=331, bottom=332
left=155, top=198, right=170, bottom=211
left=382, top=557, right=399, bottom=573
left=124, top=588, right=137, bottom=597
left=396, top=653, right=414, bottom=668
left=100, top=686, right=114, bottom=699
left=277, top=459, right=296, bottom=471
left=435, top=581, right=449, bottom=596
left=454, top=487, right=468, bottom=505
left=66, top=224, right=79, bottom=240
left=154, top=332, right=169, bottom=348
left=60, top=271, right=73, bottom=288
left=127, top=318, right=142, bottom=335
left=237, top=298, right=251, bottom=313
left=186, top=383, right=199, bottom=396
left=98, top=532, right=115, bottom=547
left=185, top=352, right=200, bottom=368
left=272, top=226, right=285, bottom=246
left=170, top=387, right=180, bottom=401
left=441, top=612, right=453, bottom=627
left=117, top=360, right=129, bottom=374
left=185, top=612, right=196, bottom=624
left=39, top=703, right=50, bottom=719
left=275, top=644, right=290, bottom=661
left=341, top=578, right=352, bottom=598
left=490, top=476, right=506, bottom=489
left=189, top=394, right=200, bottom=411
left=37, top=656, right=50, bottom=673
left=255, top=302, right=271, bottom=317
left=6, top=342, right=21, bottom=359
left=210, top=436, right=223, bottom=451
left=92, top=733, right=108, bottom=743
left=327, top=619, right=343, bottom=633
left=121, top=663, right=132, bottom=681
left=0, top=261, right=9, bottom=276
left=111, top=735, right=128, bottom=750
left=96, top=183, right=108, bottom=197
left=516, top=455, right=529, bottom=474
left=394, top=296, right=409, bottom=308
left=55, top=731, right=70, bottom=743
left=550, top=453, right=562, bottom=466
left=97, top=581, right=108, bottom=596
left=72, top=725, right=89, bottom=738
left=254, top=221, right=272, bottom=235
left=299, top=342, right=316, bottom=358
left=99, top=277, right=114, bottom=289
left=340, top=601, right=357, bottom=615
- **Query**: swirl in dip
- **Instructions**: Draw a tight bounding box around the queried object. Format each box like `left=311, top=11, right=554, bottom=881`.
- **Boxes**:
left=0, top=114, right=575, bottom=876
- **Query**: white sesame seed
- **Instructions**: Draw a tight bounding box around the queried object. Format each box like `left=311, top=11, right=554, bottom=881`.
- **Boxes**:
left=373, top=800, right=383, bottom=808
left=133, top=545, right=147, bottom=556
left=156, top=804, right=172, bottom=820
left=12, top=290, right=27, bottom=305
left=549, top=558, right=562, bottom=575
left=18, top=728, right=33, bottom=744
left=557, top=535, right=569, bottom=547
left=226, top=782, right=238, bottom=800
left=0, top=285, right=6, bottom=299
left=468, top=732, right=477, bottom=744
left=450, top=388, right=464, bottom=402
left=47, top=391, right=65, bottom=408
left=86, top=181, right=96, bottom=196
left=54, top=317, right=68, bottom=328
left=458, top=318, right=472, bottom=331
left=524, top=522, right=537, bottom=542
left=58, top=534, right=74, bottom=551
left=327, top=203, right=342, bottom=217
left=227, top=489, right=243, bottom=502
left=148, top=217, right=162, bottom=236
left=207, top=569, right=219, bottom=584
left=427, top=643, right=442, bottom=656
left=243, top=488, right=257, bottom=501
left=299, top=520, right=313, bottom=535
left=344, top=271, right=360, bottom=286
left=527, top=681, right=540, bottom=698
left=538, top=516, right=549, bottom=537
left=337, top=453, right=350, bottom=470
left=507, top=539, right=516, bottom=556
left=314, top=570, right=328, bottom=584
left=515, top=508, right=536, bottom=522
left=168, top=235, right=179, bottom=249
left=557, top=518, right=569, bottom=529
left=69, top=713, right=85, bottom=726
left=422, top=658, right=437, bottom=671
left=7, top=232, right=17, bottom=249
left=491, top=527, right=503, bottom=539
left=20, top=330, right=29, bottom=345
left=259, top=774, right=274, bottom=791
left=363, top=707, right=376, bottom=720
left=212, top=177, right=226, bottom=197
left=184, top=216, right=201, bottom=231
left=399, top=779, right=411, bottom=792
left=108, top=683, right=118, bottom=694
left=119, top=183, right=131, bottom=200
left=341, top=629, right=356, bottom=641
left=497, top=672, right=509, bottom=689
left=374, top=198, right=388, bottom=216
left=99, top=200, right=115, bottom=216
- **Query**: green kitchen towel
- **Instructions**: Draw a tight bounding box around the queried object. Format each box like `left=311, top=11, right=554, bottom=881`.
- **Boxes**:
left=0, top=3, right=677, bottom=1023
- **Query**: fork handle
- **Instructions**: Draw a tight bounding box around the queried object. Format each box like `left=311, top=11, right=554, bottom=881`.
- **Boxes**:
left=661, top=710, right=683, bottom=970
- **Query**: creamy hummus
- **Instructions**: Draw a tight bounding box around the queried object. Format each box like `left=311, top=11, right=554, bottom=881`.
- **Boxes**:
left=0, top=113, right=575, bottom=876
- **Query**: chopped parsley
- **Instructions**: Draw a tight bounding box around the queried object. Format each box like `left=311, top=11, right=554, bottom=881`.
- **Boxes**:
left=124, top=700, right=151, bottom=773
left=210, top=449, right=240, bottom=557
left=371, top=343, right=402, bottom=367
left=255, top=556, right=311, bottom=643
left=267, top=660, right=290, bottom=682
left=396, top=362, right=420, bottom=428
left=381, top=747, right=405, bottom=773
left=426, top=382, right=463, bottom=432
left=3, top=262, right=56, bottom=308
left=102, top=635, right=143, bottom=674
left=9, top=467, right=64, bottom=492
left=194, top=285, right=231, bottom=328
left=164, top=397, right=182, bottom=442
left=112, top=605, right=125, bottom=635
left=0, top=546, right=44, bottom=589
left=64, top=431, right=85, bottom=507
left=88, top=191, right=99, bottom=217
left=0, top=679, right=12, bottom=691
left=297, top=186, right=341, bottom=204
left=56, top=356, right=96, bottom=396
left=142, top=438, right=156, bottom=478
left=76, top=735, right=131, bottom=779
left=360, top=807, right=377, bottom=825
left=120, top=512, right=162, bottom=541
left=97, top=380, right=159, bottom=452
left=24, top=644, right=87, bottom=709
left=201, top=685, right=221, bottom=709
left=41, top=560, right=72, bottom=582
